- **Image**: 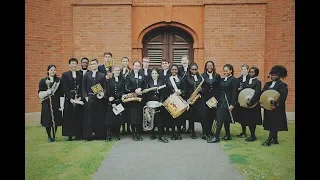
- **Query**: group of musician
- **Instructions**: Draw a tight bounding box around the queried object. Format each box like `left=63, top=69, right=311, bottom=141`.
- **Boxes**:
left=38, top=51, right=289, bottom=147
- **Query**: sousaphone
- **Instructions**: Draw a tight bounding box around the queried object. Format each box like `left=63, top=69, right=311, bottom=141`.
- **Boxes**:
left=238, top=88, right=258, bottom=108
left=259, top=90, right=280, bottom=110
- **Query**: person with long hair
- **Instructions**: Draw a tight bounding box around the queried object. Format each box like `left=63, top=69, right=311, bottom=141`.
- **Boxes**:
left=38, top=64, right=63, bottom=142
left=125, top=60, right=145, bottom=141
left=238, top=66, right=262, bottom=142
left=207, top=64, right=238, bottom=143
left=146, top=68, right=169, bottom=143
left=105, top=66, right=126, bottom=141
left=201, top=61, right=221, bottom=140
left=184, top=63, right=204, bottom=139
left=164, top=64, right=186, bottom=140
left=119, top=57, right=131, bottom=135
left=261, top=65, right=288, bottom=146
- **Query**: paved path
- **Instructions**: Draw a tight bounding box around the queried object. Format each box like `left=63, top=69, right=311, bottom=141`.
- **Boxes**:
left=93, top=123, right=245, bottom=180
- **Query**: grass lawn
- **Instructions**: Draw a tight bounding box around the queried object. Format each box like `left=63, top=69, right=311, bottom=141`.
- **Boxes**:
left=25, top=119, right=115, bottom=180
left=219, top=121, right=295, bottom=180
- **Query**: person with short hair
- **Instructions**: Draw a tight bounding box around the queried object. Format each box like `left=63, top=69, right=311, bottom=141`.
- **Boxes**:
left=61, top=58, right=84, bottom=141
left=82, top=59, right=107, bottom=141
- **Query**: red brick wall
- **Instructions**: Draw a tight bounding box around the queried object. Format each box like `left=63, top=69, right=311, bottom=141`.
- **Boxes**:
left=204, top=4, right=266, bottom=84
left=72, top=5, right=132, bottom=66
left=25, top=0, right=295, bottom=113
left=265, top=0, right=295, bottom=112
left=25, top=0, right=62, bottom=112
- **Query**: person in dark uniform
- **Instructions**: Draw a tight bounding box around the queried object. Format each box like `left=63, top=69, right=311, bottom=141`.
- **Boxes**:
left=207, top=64, right=238, bottom=143
left=159, top=58, right=171, bottom=133
left=178, top=55, right=189, bottom=133
left=124, top=60, right=145, bottom=141
left=261, top=65, right=288, bottom=146
left=119, top=57, right=131, bottom=135
left=38, top=64, right=63, bottom=142
left=235, top=64, right=250, bottom=138
left=82, top=59, right=107, bottom=141
left=140, top=57, right=152, bottom=82
left=165, top=64, right=186, bottom=140
left=105, top=66, right=125, bottom=141
left=184, top=63, right=204, bottom=139
left=98, top=51, right=113, bottom=79
left=61, top=58, right=83, bottom=141
left=201, top=61, right=221, bottom=140
left=238, top=66, right=262, bottom=142
left=146, top=68, right=169, bottom=143
left=80, top=57, right=89, bottom=76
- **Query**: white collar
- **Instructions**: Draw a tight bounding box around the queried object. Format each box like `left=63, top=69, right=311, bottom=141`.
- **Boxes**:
left=49, top=76, right=54, bottom=82
left=92, top=69, right=98, bottom=72
left=248, top=77, right=257, bottom=84
left=207, top=72, right=213, bottom=79
left=115, top=76, right=119, bottom=82
left=153, top=79, right=157, bottom=85
left=224, top=74, right=232, bottom=81
left=242, top=74, right=247, bottom=82
left=270, top=80, right=278, bottom=88
left=193, top=74, right=198, bottom=81
left=134, top=72, right=139, bottom=78
left=71, top=70, right=76, bottom=78
left=183, top=66, right=188, bottom=71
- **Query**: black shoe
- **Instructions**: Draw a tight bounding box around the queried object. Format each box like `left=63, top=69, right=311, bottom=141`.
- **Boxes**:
left=105, top=136, right=112, bottom=142
left=150, top=135, right=157, bottom=140
left=176, top=134, right=182, bottom=140
left=237, top=133, right=247, bottom=138
left=132, top=134, right=139, bottom=141
left=158, top=136, right=169, bottom=143
left=137, top=135, right=143, bottom=141
left=115, top=136, right=120, bottom=141
left=262, top=140, right=271, bottom=146
left=245, top=136, right=257, bottom=142
left=68, top=136, right=73, bottom=141
left=48, top=137, right=55, bottom=143
left=202, top=134, right=207, bottom=140
left=271, top=139, right=279, bottom=144
left=207, top=137, right=220, bottom=143
left=171, top=134, right=176, bottom=140
left=191, top=132, right=197, bottom=139
left=222, top=136, right=232, bottom=140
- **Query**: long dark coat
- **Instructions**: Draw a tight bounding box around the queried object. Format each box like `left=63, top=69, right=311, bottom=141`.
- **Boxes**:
left=124, top=71, right=146, bottom=125
left=38, top=76, right=63, bottom=128
left=201, top=72, right=221, bottom=128
left=164, top=75, right=186, bottom=127
left=105, top=76, right=126, bottom=125
left=234, top=74, right=248, bottom=123
left=216, top=75, right=238, bottom=123
left=184, top=73, right=205, bottom=123
left=61, top=70, right=83, bottom=137
left=82, top=71, right=107, bottom=138
left=145, top=79, right=166, bottom=127
left=237, top=77, right=263, bottom=126
left=262, top=80, right=288, bottom=131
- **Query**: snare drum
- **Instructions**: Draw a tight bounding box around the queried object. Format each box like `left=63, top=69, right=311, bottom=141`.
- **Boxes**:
left=163, top=93, right=188, bottom=118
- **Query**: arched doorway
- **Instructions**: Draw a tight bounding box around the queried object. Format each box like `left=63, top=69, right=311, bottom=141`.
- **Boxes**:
left=142, top=26, right=194, bottom=68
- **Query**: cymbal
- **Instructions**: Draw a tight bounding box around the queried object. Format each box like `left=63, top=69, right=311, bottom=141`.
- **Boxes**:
left=238, top=88, right=258, bottom=108
left=259, top=90, right=280, bottom=110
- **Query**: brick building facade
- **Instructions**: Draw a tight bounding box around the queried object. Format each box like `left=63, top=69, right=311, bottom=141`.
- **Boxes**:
left=25, top=0, right=295, bottom=115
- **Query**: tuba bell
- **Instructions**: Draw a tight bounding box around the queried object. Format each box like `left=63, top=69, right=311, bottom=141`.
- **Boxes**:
left=238, top=88, right=258, bottom=108
left=143, top=101, right=162, bottom=131
left=259, top=90, right=280, bottom=110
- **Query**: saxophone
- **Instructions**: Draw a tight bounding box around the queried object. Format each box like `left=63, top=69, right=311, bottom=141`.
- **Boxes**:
left=187, top=75, right=204, bottom=105
left=121, top=86, right=160, bottom=103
